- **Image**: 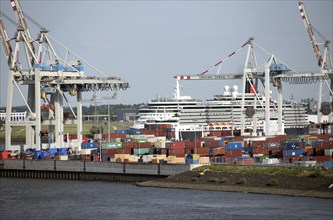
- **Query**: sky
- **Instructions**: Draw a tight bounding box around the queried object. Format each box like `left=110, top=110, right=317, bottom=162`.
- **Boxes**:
left=0, top=0, right=332, bottom=107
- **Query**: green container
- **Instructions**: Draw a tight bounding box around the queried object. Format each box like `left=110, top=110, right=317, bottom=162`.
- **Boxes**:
left=134, top=139, right=148, bottom=143
left=101, top=142, right=123, bottom=149
left=133, top=148, right=152, bottom=155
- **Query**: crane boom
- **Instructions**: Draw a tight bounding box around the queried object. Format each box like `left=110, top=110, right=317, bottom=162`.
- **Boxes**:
left=0, top=17, right=13, bottom=65
left=10, top=0, right=32, bottom=38
left=298, top=1, right=323, bottom=67
left=174, top=73, right=246, bottom=80
left=10, top=0, right=36, bottom=65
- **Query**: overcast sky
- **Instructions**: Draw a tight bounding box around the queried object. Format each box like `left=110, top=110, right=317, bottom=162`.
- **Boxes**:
left=0, top=0, right=332, bottom=107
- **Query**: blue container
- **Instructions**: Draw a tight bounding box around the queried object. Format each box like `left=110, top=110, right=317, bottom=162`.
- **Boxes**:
left=225, top=142, right=244, bottom=150
left=220, top=137, right=225, bottom=146
left=42, top=65, right=51, bottom=71
left=49, top=148, right=58, bottom=154
left=282, top=142, right=300, bottom=150
left=323, top=161, right=333, bottom=169
left=52, top=64, right=63, bottom=71
left=81, top=142, right=98, bottom=149
left=25, top=148, right=34, bottom=153
left=115, top=129, right=130, bottom=134
left=49, top=148, right=58, bottom=159
left=283, top=149, right=304, bottom=157
left=123, top=138, right=132, bottom=142
left=243, top=147, right=253, bottom=154
left=186, top=154, right=193, bottom=159
left=34, top=64, right=42, bottom=69
left=41, top=87, right=57, bottom=94
left=209, top=147, right=213, bottom=156
left=64, top=66, right=74, bottom=71
left=74, top=65, right=84, bottom=71
left=185, top=158, right=193, bottom=165
left=129, top=128, right=142, bottom=134
left=270, top=63, right=290, bottom=72
left=59, top=148, right=67, bottom=156
left=236, top=156, right=252, bottom=161
left=43, top=151, right=50, bottom=157
left=34, top=151, right=43, bottom=159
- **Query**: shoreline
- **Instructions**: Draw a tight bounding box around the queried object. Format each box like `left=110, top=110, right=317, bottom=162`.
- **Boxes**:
left=136, top=171, right=333, bottom=199
left=136, top=180, right=333, bottom=199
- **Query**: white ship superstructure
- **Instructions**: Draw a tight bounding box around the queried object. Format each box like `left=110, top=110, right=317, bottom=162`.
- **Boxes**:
left=134, top=80, right=309, bottom=139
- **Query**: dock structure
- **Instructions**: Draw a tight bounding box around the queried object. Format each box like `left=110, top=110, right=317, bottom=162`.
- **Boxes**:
left=0, top=159, right=194, bottom=182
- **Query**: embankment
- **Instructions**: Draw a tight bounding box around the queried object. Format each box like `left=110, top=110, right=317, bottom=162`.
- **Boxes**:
left=137, top=170, right=333, bottom=199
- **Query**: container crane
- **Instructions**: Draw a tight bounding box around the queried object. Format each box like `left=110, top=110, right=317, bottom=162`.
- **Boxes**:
left=298, top=1, right=333, bottom=125
left=7, top=0, right=40, bottom=148
left=174, top=38, right=286, bottom=136
left=174, top=2, right=333, bottom=136
left=1, top=0, right=129, bottom=150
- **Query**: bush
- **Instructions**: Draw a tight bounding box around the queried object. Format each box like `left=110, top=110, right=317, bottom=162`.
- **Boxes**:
left=207, top=177, right=220, bottom=183
left=220, top=177, right=229, bottom=183
left=266, top=179, right=279, bottom=186
left=308, top=170, right=323, bottom=178
left=192, top=176, right=199, bottom=181
left=236, top=178, right=247, bottom=185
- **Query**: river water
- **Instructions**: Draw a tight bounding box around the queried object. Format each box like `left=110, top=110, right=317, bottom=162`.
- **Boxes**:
left=0, top=178, right=332, bottom=220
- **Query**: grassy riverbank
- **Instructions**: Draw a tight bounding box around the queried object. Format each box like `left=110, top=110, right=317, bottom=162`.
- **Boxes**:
left=0, top=121, right=134, bottom=143
left=137, top=165, right=333, bottom=199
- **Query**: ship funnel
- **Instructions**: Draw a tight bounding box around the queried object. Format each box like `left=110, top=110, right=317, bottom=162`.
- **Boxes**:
left=232, top=85, right=238, bottom=97
left=224, top=85, right=230, bottom=95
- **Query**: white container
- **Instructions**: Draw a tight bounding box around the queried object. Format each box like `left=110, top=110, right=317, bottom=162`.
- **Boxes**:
left=58, top=155, right=68, bottom=160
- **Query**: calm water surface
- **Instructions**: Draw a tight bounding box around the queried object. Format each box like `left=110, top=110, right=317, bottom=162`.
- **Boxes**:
left=0, top=178, right=332, bottom=220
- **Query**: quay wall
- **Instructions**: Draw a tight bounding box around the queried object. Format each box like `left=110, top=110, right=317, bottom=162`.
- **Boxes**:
left=0, top=159, right=193, bottom=182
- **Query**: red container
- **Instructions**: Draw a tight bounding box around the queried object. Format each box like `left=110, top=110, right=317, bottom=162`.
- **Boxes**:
left=236, top=159, right=254, bottom=165
left=160, top=148, right=168, bottom=155
left=202, top=140, right=220, bottom=148
left=252, top=140, right=265, bottom=148
left=225, top=149, right=242, bottom=158
left=144, top=130, right=155, bottom=135
left=132, top=142, right=150, bottom=148
left=168, top=141, right=186, bottom=149
left=168, top=148, right=185, bottom=157
left=231, top=136, right=244, bottom=142
left=209, top=131, right=223, bottom=137
left=92, top=155, right=100, bottom=161
left=212, top=147, right=225, bottom=156
left=252, top=146, right=264, bottom=154
left=196, top=147, right=210, bottom=156
left=317, top=134, right=332, bottom=140
left=314, top=155, right=332, bottom=163
left=80, top=154, right=91, bottom=161
left=316, top=141, right=332, bottom=150
left=123, top=141, right=135, bottom=149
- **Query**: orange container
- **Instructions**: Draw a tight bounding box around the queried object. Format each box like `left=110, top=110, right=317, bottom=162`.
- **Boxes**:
left=0, top=152, right=11, bottom=160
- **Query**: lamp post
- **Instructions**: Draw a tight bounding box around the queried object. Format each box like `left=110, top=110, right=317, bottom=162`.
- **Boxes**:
left=103, top=96, right=114, bottom=143
left=99, top=125, right=102, bottom=161
left=194, top=120, right=197, bottom=154
left=107, top=101, right=110, bottom=143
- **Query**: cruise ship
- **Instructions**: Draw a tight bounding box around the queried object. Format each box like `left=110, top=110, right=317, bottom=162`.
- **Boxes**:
left=133, top=80, right=309, bottom=139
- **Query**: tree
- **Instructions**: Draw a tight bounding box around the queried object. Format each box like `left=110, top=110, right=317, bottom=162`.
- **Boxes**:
left=89, top=125, right=104, bottom=138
